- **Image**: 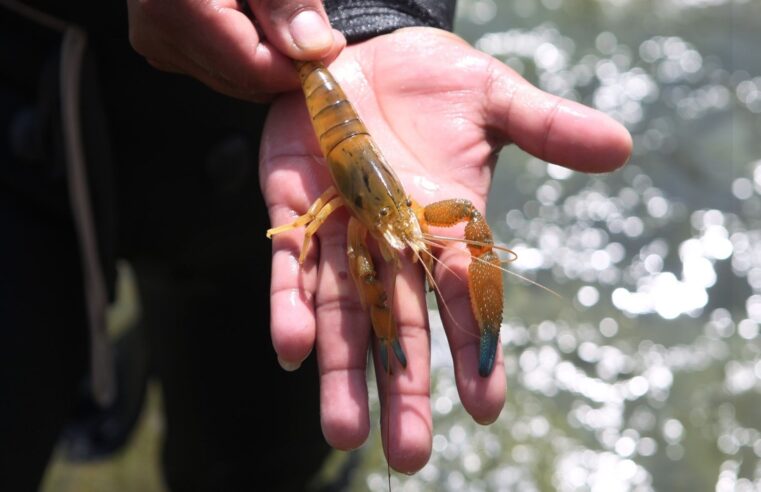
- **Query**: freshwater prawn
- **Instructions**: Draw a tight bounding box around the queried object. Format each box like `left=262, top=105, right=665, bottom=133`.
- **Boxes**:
left=266, top=60, right=506, bottom=377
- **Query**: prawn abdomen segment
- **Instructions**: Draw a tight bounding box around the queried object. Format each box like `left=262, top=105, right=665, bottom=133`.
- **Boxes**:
left=423, top=199, right=504, bottom=376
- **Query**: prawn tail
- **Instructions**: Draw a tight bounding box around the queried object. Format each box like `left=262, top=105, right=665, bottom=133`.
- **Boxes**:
left=392, top=338, right=408, bottom=370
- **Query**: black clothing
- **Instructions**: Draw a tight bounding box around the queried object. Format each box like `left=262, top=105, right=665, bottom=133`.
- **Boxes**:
left=326, top=0, right=455, bottom=41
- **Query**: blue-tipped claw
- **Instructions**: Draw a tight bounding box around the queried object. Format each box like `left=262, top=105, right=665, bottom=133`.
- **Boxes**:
left=478, top=329, right=499, bottom=377
left=392, top=339, right=407, bottom=369
left=379, top=344, right=389, bottom=373
left=379, top=339, right=407, bottom=374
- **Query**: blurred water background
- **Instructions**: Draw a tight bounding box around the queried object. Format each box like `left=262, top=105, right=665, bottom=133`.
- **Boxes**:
left=42, top=1, right=761, bottom=491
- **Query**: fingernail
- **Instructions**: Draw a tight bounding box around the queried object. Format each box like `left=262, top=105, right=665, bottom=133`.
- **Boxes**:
left=278, top=356, right=302, bottom=372
left=289, top=10, right=333, bottom=53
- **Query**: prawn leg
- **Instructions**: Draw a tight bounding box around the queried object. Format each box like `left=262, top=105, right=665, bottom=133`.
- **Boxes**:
left=347, top=217, right=407, bottom=373
left=422, top=199, right=503, bottom=377
left=266, top=186, right=341, bottom=264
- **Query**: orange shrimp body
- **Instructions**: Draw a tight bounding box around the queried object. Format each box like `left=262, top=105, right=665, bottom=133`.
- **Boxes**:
left=267, top=61, right=503, bottom=376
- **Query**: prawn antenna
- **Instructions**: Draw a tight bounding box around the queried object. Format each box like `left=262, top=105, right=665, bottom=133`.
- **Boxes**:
left=410, top=241, right=481, bottom=342
left=422, top=233, right=518, bottom=262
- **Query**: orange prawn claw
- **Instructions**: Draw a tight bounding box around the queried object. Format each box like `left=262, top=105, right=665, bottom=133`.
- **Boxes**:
left=422, top=199, right=504, bottom=376
left=347, top=217, right=407, bottom=372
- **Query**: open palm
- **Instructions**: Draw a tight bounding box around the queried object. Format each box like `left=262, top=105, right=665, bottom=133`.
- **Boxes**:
left=260, top=27, right=631, bottom=472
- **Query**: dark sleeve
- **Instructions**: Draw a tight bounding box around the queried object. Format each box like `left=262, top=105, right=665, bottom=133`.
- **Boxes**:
left=324, top=0, right=457, bottom=43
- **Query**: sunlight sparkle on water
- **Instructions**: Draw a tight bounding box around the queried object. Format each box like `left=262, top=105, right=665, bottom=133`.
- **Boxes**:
left=612, top=272, right=708, bottom=319
left=555, top=451, right=651, bottom=492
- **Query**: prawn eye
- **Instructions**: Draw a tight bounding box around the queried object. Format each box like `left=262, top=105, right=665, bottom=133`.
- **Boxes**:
left=406, top=198, right=413, bottom=207
left=380, top=207, right=389, bottom=216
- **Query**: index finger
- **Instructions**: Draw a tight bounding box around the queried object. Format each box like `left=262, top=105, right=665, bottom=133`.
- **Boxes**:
left=130, top=0, right=321, bottom=97
left=180, top=5, right=298, bottom=95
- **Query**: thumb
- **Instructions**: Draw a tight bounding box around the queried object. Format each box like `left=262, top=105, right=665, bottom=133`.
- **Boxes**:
left=247, top=0, right=345, bottom=60
left=485, top=63, right=633, bottom=173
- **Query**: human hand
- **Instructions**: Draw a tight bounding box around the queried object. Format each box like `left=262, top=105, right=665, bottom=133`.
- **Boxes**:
left=126, top=0, right=345, bottom=101
left=261, top=27, right=632, bottom=472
